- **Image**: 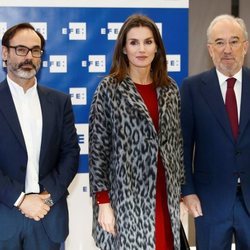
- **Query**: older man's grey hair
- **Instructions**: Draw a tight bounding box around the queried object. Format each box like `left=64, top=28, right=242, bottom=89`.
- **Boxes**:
left=207, top=14, right=248, bottom=43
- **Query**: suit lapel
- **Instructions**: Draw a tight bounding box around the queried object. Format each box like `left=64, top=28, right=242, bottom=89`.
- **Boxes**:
left=0, top=80, right=26, bottom=150
left=37, top=86, right=54, bottom=166
left=200, top=69, right=234, bottom=142
left=238, top=67, right=250, bottom=141
left=0, top=81, right=56, bottom=168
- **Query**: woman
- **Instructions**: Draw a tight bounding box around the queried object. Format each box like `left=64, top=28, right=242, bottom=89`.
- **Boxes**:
left=89, top=14, right=184, bottom=250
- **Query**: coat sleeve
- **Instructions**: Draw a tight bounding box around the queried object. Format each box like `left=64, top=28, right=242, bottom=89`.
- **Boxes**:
left=180, top=79, right=196, bottom=196
left=89, top=79, right=113, bottom=195
left=175, top=83, right=185, bottom=185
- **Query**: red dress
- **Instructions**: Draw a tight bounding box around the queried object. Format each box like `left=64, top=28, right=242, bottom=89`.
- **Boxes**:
left=96, top=83, right=174, bottom=250
left=135, top=83, right=174, bottom=250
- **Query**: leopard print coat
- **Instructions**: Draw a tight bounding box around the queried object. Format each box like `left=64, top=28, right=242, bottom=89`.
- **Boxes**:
left=89, top=75, right=184, bottom=250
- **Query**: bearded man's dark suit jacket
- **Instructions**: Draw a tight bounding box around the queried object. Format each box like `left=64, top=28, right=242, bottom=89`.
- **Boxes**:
left=0, top=79, right=80, bottom=243
left=181, top=67, right=250, bottom=247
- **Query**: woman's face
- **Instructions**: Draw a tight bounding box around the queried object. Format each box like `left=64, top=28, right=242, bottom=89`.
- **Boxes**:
left=123, top=26, right=157, bottom=72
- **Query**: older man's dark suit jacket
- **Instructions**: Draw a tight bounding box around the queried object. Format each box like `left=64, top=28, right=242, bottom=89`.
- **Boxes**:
left=0, top=79, right=80, bottom=243
left=181, top=67, right=250, bottom=220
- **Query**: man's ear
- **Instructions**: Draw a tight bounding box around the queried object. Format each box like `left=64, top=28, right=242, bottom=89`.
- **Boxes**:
left=2, top=46, right=8, bottom=62
left=207, top=43, right=214, bottom=58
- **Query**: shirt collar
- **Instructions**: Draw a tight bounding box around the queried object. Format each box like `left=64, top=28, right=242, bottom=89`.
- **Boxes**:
left=7, top=75, right=38, bottom=96
left=216, top=68, right=242, bottom=87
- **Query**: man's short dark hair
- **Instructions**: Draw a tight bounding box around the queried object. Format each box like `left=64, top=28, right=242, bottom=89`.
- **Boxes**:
left=2, top=22, right=45, bottom=49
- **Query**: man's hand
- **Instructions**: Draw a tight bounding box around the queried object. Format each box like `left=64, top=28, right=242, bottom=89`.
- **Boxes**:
left=19, top=193, right=51, bottom=221
left=98, top=203, right=116, bottom=236
left=183, top=194, right=203, bottom=218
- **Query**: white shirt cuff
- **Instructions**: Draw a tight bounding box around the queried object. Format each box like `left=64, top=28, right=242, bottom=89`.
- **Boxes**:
left=14, top=192, right=25, bottom=207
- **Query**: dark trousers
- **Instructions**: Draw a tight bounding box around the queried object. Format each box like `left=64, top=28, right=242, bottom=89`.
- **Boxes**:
left=195, top=187, right=250, bottom=250
left=0, top=216, right=61, bottom=250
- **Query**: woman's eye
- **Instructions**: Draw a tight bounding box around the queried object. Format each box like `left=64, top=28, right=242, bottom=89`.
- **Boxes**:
left=130, top=41, right=137, bottom=45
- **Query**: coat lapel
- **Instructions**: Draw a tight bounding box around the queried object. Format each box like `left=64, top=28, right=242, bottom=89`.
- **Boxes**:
left=238, top=67, right=250, bottom=141
left=200, top=69, right=234, bottom=142
left=157, top=84, right=175, bottom=134
left=0, top=80, right=26, bottom=150
left=118, top=77, right=157, bottom=134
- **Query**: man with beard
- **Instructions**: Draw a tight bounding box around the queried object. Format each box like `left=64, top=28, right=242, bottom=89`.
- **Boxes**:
left=0, top=23, right=80, bottom=249
left=181, top=14, right=250, bottom=249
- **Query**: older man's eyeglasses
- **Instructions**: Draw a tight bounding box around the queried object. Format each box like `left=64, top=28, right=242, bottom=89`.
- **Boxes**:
left=8, top=45, right=44, bottom=58
left=209, top=39, right=246, bottom=49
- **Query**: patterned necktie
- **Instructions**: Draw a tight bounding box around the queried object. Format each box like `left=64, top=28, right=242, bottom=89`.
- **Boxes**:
left=225, top=77, right=238, bottom=140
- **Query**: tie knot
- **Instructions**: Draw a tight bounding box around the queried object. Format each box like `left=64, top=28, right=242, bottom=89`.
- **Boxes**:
left=227, top=77, right=236, bottom=88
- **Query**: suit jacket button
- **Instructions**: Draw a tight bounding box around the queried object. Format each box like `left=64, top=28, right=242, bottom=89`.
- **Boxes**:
left=235, top=150, right=241, bottom=155
left=20, top=166, right=26, bottom=172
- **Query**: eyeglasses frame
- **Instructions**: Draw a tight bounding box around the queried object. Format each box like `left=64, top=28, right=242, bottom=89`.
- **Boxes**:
left=7, top=45, right=44, bottom=58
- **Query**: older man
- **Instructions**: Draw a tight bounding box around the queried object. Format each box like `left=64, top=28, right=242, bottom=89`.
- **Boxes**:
left=181, top=15, right=250, bottom=249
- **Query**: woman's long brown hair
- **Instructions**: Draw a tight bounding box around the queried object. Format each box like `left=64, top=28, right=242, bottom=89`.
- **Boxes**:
left=109, top=14, right=171, bottom=87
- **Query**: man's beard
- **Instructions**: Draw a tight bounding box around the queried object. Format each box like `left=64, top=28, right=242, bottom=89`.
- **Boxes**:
left=8, top=59, right=40, bottom=80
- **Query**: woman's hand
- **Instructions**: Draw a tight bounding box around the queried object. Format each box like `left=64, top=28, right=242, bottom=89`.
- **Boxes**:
left=98, top=203, right=116, bottom=235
